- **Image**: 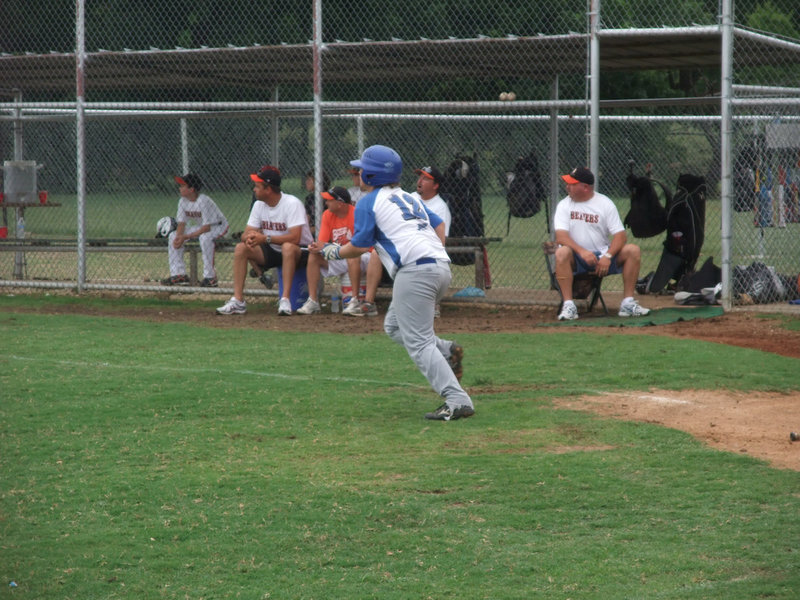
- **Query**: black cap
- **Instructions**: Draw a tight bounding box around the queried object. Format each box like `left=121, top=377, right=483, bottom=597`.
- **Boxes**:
left=414, top=166, right=443, bottom=185
left=250, top=165, right=282, bottom=187
left=174, top=173, right=203, bottom=191
left=321, top=186, right=352, bottom=204
left=561, top=167, right=595, bottom=186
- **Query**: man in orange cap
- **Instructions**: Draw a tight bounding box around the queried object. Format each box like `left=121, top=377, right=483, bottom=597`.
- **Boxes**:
left=554, top=166, right=650, bottom=320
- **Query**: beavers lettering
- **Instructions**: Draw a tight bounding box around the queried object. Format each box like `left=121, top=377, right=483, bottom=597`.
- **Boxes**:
left=570, top=211, right=599, bottom=224
left=261, top=220, right=288, bottom=232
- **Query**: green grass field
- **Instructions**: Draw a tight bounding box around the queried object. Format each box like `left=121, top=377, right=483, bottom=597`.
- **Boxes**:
left=2, top=295, right=799, bottom=599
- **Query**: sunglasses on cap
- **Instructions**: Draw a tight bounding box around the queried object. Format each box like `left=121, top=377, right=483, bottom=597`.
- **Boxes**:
left=321, top=188, right=350, bottom=203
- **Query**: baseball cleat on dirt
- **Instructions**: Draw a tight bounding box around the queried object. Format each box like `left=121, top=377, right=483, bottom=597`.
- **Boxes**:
left=161, top=275, right=190, bottom=286
left=558, top=302, right=578, bottom=321
left=618, top=299, right=650, bottom=317
left=347, top=301, right=378, bottom=317
left=277, top=297, right=292, bottom=316
left=342, top=299, right=362, bottom=316
left=216, top=297, right=246, bottom=315
left=296, top=298, right=321, bottom=315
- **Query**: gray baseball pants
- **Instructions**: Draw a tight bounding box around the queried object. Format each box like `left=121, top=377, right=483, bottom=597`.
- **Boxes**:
left=384, top=259, right=473, bottom=409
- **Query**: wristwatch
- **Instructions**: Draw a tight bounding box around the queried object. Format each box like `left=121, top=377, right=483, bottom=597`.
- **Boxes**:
left=266, top=235, right=272, bottom=244
left=601, top=252, right=613, bottom=260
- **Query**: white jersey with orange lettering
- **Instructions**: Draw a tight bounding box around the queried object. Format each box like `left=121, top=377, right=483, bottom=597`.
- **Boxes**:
left=553, top=191, right=624, bottom=255
left=169, top=193, right=229, bottom=280
left=247, top=192, right=313, bottom=251
left=176, top=193, right=228, bottom=231
left=350, top=185, right=449, bottom=279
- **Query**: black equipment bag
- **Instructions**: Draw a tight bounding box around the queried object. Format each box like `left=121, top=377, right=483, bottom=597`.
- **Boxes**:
left=440, top=154, right=485, bottom=265
left=505, top=151, right=545, bottom=234
left=623, top=173, right=669, bottom=238
left=646, top=173, right=707, bottom=294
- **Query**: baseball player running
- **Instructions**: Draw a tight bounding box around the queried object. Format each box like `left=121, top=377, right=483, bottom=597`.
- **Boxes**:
left=321, top=145, right=473, bottom=421
left=162, top=174, right=229, bottom=287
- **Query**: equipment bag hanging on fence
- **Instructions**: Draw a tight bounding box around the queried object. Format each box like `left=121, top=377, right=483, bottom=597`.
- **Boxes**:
left=623, top=169, right=670, bottom=239
left=440, top=154, right=485, bottom=265
left=505, top=150, right=545, bottom=234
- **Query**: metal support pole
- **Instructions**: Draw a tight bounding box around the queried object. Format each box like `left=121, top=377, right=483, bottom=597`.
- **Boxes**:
left=12, top=89, right=23, bottom=161
left=76, top=0, right=87, bottom=290
left=356, top=116, right=364, bottom=156
left=548, top=75, right=560, bottom=236
left=720, top=0, right=734, bottom=310
left=12, top=89, right=25, bottom=278
left=589, top=0, right=601, bottom=189
left=271, top=87, right=280, bottom=166
left=180, top=118, right=189, bottom=174
left=312, top=0, right=324, bottom=234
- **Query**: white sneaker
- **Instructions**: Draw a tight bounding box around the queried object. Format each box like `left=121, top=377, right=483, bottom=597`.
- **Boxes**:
left=557, top=301, right=579, bottom=321
left=216, top=296, right=246, bottom=315
left=342, top=299, right=362, bottom=316
left=277, top=297, right=292, bottom=316
left=297, top=298, right=321, bottom=315
left=618, top=299, right=651, bottom=317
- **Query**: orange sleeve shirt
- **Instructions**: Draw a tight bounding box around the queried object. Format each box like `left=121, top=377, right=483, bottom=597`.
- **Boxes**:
left=317, top=205, right=355, bottom=245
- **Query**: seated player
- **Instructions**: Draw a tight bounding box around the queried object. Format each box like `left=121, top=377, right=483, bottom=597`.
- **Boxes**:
left=161, top=173, right=228, bottom=287
left=216, top=165, right=312, bottom=316
left=554, top=166, right=650, bottom=320
left=298, top=186, right=369, bottom=315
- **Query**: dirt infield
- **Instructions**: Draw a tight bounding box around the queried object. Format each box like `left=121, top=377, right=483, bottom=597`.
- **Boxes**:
left=24, top=293, right=800, bottom=471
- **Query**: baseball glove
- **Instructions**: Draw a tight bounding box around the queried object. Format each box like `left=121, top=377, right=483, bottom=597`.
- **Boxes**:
left=155, top=216, right=177, bottom=238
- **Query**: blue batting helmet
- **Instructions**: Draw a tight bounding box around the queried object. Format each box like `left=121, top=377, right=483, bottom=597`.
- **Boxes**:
left=349, top=145, right=402, bottom=187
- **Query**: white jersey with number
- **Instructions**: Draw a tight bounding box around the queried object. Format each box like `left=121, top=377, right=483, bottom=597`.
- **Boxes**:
left=247, top=192, right=313, bottom=251
left=412, top=191, right=451, bottom=236
left=350, top=185, right=449, bottom=279
left=176, top=193, right=227, bottom=230
left=553, top=191, right=624, bottom=254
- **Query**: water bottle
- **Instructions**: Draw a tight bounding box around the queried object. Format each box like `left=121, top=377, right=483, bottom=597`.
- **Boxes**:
left=331, top=292, right=340, bottom=313
left=16, top=216, right=25, bottom=240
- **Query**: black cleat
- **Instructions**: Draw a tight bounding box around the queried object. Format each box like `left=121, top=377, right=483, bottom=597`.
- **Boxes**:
left=259, top=272, right=274, bottom=289
left=424, top=403, right=475, bottom=421
left=161, top=275, right=189, bottom=286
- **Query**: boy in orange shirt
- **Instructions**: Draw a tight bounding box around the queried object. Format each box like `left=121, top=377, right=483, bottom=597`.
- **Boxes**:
left=299, top=186, right=369, bottom=315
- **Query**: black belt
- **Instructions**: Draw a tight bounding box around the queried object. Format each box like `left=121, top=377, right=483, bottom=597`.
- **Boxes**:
left=415, top=257, right=436, bottom=265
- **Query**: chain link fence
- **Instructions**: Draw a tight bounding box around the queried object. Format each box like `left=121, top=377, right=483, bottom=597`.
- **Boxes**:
left=1, top=1, right=798, bottom=308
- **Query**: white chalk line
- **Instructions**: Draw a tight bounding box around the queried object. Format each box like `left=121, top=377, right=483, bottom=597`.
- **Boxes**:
left=613, top=392, right=691, bottom=405
left=3, top=354, right=427, bottom=389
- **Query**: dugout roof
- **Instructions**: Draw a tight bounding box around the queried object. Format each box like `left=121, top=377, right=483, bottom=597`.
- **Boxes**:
left=1, top=26, right=799, bottom=94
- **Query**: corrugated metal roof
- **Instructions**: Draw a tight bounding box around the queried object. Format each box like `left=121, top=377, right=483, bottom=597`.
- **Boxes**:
left=0, top=27, right=798, bottom=95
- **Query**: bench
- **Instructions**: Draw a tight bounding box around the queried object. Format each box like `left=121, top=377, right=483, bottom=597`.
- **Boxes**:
left=0, top=235, right=501, bottom=290
left=0, top=237, right=237, bottom=285
left=370, top=236, right=500, bottom=290
left=445, top=236, right=500, bottom=290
